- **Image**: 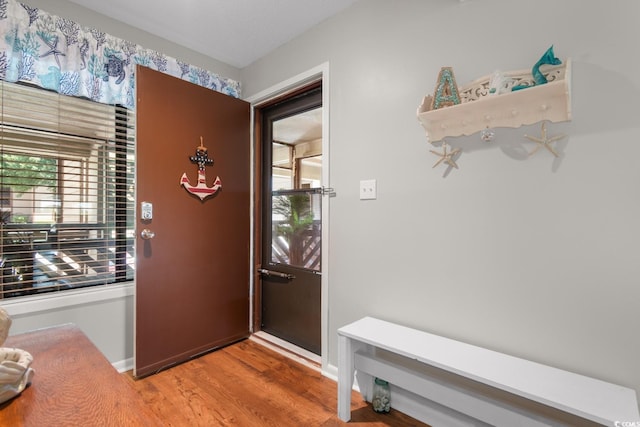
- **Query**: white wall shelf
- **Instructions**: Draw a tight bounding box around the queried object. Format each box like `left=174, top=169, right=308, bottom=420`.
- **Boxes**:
left=417, top=59, right=572, bottom=143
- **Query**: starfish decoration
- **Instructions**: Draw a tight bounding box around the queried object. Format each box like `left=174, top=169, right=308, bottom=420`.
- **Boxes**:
left=524, top=122, right=565, bottom=158
left=430, top=142, right=461, bottom=169
left=39, top=34, right=66, bottom=68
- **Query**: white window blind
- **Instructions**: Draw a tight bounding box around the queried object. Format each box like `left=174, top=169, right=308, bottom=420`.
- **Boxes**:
left=0, top=81, right=135, bottom=299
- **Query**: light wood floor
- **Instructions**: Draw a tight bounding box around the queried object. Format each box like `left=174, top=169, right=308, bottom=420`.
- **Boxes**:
left=124, top=338, right=429, bottom=426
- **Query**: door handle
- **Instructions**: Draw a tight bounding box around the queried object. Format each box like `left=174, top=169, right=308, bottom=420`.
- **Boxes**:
left=258, top=268, right=295, bottom=280
left=140, top=229, right=155, bottom=240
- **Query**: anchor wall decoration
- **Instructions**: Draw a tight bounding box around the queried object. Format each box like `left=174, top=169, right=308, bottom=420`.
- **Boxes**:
left=180, top=137, right=222, bottom=200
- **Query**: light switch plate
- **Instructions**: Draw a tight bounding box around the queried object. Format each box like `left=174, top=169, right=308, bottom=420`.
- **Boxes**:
left=359, top=179, right=377, bottom=200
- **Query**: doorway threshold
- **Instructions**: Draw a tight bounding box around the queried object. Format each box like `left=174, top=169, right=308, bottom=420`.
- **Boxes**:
left=250, top=331, right=321, bottom=372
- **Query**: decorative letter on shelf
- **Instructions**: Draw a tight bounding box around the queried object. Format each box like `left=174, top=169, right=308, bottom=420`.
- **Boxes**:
left=431, top=67, right=461, bottom=110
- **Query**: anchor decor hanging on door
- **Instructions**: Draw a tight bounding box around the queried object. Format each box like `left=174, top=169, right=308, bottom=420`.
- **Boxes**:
left=180, top=137, right=222, bottom=200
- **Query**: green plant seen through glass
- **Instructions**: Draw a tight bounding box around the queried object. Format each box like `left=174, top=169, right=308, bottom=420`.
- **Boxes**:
left=1, top=153, right=57, bottom=194
left=273, top=194, right=314, bottom=266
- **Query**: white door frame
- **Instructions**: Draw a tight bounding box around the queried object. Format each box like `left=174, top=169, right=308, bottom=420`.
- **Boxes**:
left=245, top=62, right=330, bottom=372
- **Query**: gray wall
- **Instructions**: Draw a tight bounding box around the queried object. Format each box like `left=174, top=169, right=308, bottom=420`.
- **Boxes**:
left=242, top=0, right=640, bottom=400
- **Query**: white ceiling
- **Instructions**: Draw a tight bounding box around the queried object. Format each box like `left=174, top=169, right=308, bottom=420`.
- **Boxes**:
left=67, top=0, right=358, bottom=68
left=273, top=107, right=322, bottom=145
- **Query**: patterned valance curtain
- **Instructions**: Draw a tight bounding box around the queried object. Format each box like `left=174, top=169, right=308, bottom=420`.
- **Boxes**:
left=0, top=0, right=240, bottom=109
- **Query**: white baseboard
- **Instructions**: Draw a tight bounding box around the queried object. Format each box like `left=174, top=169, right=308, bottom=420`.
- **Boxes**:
left=387, top=385, right=487, bottom=427
left=113, top=357, right=133, bottom=373
left=323, top=362, right=339, bottom=381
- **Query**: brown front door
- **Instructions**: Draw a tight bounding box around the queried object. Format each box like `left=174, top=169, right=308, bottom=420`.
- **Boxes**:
left=134, top=66, right=250, bottom=377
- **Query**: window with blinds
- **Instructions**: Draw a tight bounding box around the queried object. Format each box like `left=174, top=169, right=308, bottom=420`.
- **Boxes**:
left=0, top=81, right=135, bottom=299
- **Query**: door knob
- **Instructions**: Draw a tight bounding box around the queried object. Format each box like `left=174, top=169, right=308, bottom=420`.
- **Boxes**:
left=140, top=229, right=155, bottom=240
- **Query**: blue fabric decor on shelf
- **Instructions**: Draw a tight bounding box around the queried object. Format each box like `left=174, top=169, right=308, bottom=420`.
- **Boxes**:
left=512, top=45, right=562, bottom=91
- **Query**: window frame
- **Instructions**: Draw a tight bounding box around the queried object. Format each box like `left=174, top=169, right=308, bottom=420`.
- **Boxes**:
left=0, top=81, right=135, bottom=301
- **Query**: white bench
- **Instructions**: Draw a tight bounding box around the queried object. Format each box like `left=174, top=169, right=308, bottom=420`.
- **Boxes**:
left=337, top=317, right=639, bottom=426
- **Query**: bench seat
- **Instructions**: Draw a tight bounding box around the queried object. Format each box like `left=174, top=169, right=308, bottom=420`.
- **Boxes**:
left=337, top=317, right=639, bottom=426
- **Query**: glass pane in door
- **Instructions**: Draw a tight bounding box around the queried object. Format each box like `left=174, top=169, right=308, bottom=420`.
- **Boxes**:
left=272, top=142, right=293, bottom=190
left=271, top=189, right=321, bottom=271
left=299, top=155, right=322, bottom=188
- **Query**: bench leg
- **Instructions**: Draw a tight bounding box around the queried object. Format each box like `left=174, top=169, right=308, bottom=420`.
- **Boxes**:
left=337, top=334, right=354, bottom=421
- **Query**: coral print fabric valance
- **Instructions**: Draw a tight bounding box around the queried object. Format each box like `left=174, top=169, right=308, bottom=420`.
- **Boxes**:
left=0, top=0, right=240, bottom=109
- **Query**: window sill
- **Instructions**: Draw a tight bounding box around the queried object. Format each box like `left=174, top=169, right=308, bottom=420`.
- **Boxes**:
left=1, top=282, right=134, bottom=316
